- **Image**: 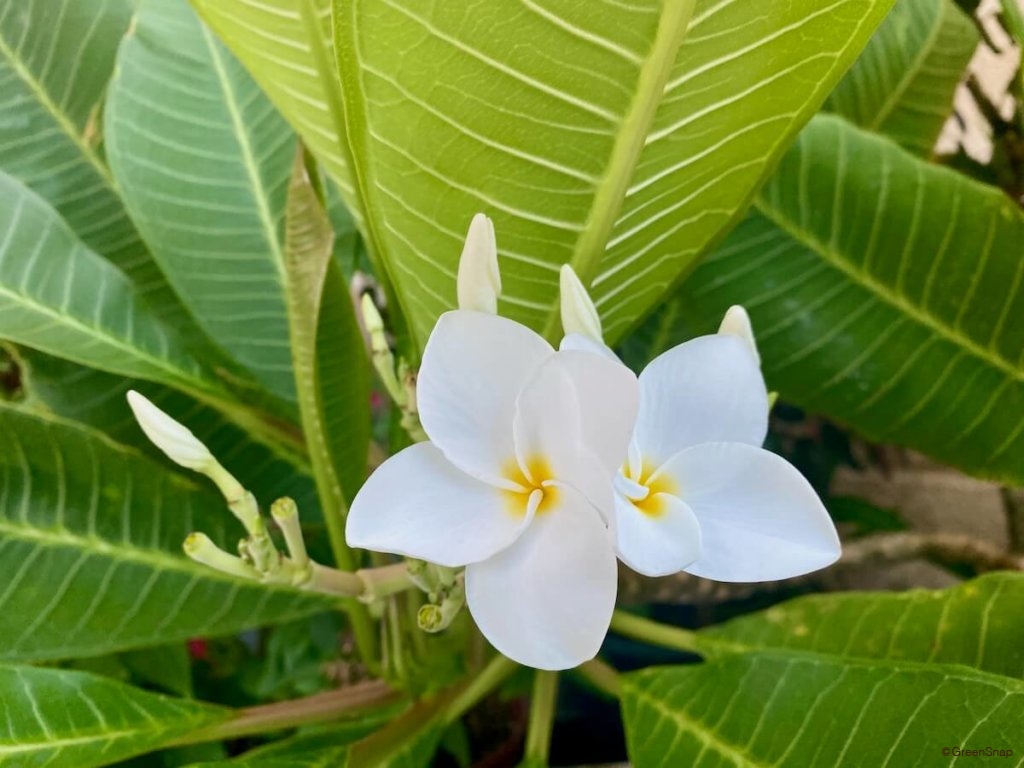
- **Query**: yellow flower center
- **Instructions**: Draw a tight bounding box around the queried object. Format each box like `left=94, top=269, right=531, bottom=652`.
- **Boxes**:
left=502, top=455, right=559, bottom=517
left=623, top=459, right=679, bottom=518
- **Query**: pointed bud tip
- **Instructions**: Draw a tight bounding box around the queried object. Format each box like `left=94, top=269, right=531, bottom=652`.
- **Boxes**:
left=559, top=264, right=602, bottom=342
left=360, top=293, right=384, bottom=332
left=718, top=305, right=759, bottom=365
left=126, top=390, right=214, bottom=471
left=457, top=212, right=500, bottom=313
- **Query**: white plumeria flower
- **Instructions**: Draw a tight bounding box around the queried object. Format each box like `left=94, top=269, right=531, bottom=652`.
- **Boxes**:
left=558, top=275, right=840, bottom=581
left=347, top=311, right=637, bottom=669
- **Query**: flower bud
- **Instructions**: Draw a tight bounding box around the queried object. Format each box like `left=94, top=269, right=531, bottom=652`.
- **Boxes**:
left=456, top=213, right=500, bottom=313
left=127, top=390, right=213, bottom=471
left=183, top=532, right=257, bottom=580
left=559, top=264, right=602, bottom=342
left=718, top=305, right=760, bottom=365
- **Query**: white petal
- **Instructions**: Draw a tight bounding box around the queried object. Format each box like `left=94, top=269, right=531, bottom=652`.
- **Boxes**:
left=559, top=332, right=619, bottom=362
left=613, top=491, right=702, bottom=577
left=636, top=334, right=768, bottom=465
left=457, top=213, right=500, bottom=313
left=556, top=349, right=638, bottom=475
left=717, top=305, right=760, bottom=365
left=126, top=390, right=213, bottom=471
left=559, top=264, right=602, bottom=341
left=345, top=443, right=528, bottom=567
left=418, top=311, right=552, bottom=485
left=465, top=486, right=617, bottom=670
left=658, top=442, right=841, bottom=582
left=512, top=353, right=582, bottom=483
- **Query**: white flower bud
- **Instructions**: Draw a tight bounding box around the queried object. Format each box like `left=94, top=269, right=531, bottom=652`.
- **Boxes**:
left=126, top=390, right=214, bottom=471
left=456, top=213, right=500, bottom=313
left=718, top=305, right=760, bottom=365
left=559, top=264, right=602, bottom=342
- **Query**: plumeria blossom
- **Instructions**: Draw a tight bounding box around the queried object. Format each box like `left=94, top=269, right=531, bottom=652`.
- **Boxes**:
left=559, top=267, right=840, bottom=580
left=347, top=218, right=638, bottom=670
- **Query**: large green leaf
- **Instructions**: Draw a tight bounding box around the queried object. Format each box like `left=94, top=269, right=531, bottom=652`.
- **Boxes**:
left=15, top=347, right=318, bottom=515
left=187, top=722, right=384, bottom=767
left=0, top=0, right=198, bottom=327
left=0, top=170, right=217, bottom=395
left=0, top=405, right=334, bottom=662
left=0, top=664, right=228, bottom=767
left=669, top=115, right=1024, bottom=484
left=622, top=652, right=1024, bottom=767
left=194, top=0, right=894, bottom=348
left=282, top=155, right=370, bottom=533
left=825, top=0, right=977, bottom=155
left=701, top=573, right=1024, bottom=679
left=105, top=0, right=299, bottom=406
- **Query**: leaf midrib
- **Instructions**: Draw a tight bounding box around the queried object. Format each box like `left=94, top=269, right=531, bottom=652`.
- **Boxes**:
left=199, top=22, right=288, bottom=284
left=539, top=0, right=698, bottom=342
left=0, top=26, right=116, bottom=190
left=751, top=197, right=1024, bottom=386
left=867, top=0, right=947, bottom=131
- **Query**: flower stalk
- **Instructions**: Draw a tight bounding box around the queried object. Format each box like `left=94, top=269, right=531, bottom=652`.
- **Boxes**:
left=524, top=670, right=559, bottom=765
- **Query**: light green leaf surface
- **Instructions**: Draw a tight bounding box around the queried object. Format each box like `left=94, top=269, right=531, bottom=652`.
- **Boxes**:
left=670, top=115, right=1024, bottom=484
left=282, top=155, right=370, bottom=543
left=14, top=347, right=319, bottom=516
left=105, top=0, right=299, bottom=406
left=622, top=652, right=1024, bottom=767
left=0, top=170, right=220, bottom=396
left=0, top=405, right=335, bottom=662
left=195, top=0, right=893, bottom=347
left=826, top=0, right=977, bottom=155
left=0, top=0, right=199, bottom=326
left=0, top=664, right=228, bottom=768
left=702, top=573, right=1024, bottom=679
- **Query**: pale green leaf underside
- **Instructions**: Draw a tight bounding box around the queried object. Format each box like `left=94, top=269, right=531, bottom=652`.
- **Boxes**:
left=195, top=0, right=893, bottom=347
left=0, top=664, right=227, bottom=768
left=106, top=0, right=299, bottom=406
left=622, top=653, right=1024, bottom=767
left=15, top=347, right=319, bottom=516
left=702, top=573, right=1024, bottom=679
left=0, top=170, right=219, bottom=397
left=0, top=0, right=201, bottom=327
left=674, top=115, right=1024, bottom=484
left=0, top=405, right=334, bottom=662
left=826, top=0, right=977, bottom=155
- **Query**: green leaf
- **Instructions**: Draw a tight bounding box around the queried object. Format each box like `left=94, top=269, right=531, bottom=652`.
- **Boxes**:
left=0, top=0, right=185, bottom=318
left=670, top=115, right=1024, bottom=484
left=105, top=0, right=299, bottom=406
left=189, top=0, right=362, bottom=225
left=702, top=573, right=1024, bottom=679
left=347, top=692, right=451, bottom=768
left=0, top=170, right=219, bottom=396
left=283, top=154, right=370, bottom=544
left=14, top=346, right=319, bottom=517
left=826, top=0, right=978, bottom=155
left=622, top=652, right=1023, bottom=767
left=0, top=404, right=335, bottom=662
left=0, top=664, right=227, bottom=767
left=196, top=0, right=894, bottom=347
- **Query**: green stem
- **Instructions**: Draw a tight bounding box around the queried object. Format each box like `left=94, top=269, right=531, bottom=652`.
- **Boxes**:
left=172, top=680, right=401, bottom=746
left=442, top=654, right=518, bottom=726
left=523, top=671, right=559, bottom=765
left=574, top=658, right=622, bottom=699
left=609, top=610, right=703, bottom=654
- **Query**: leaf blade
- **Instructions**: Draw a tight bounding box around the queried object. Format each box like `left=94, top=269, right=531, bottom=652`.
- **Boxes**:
left=0, top=405, right=335, bottom=662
